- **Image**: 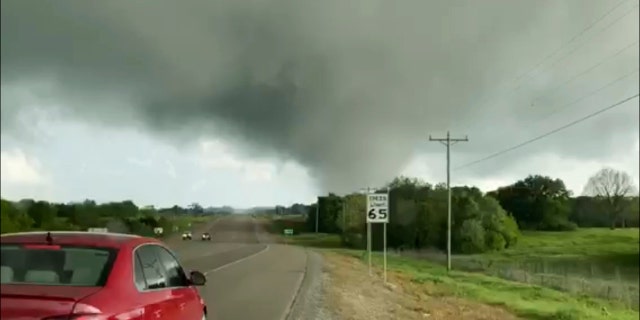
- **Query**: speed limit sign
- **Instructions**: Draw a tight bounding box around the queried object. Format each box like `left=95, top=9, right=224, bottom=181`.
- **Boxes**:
left=366, top=194, right=389, bottom=223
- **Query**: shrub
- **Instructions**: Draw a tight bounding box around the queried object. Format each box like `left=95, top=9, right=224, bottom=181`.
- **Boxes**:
left=457, top=219, right=486, bottom=253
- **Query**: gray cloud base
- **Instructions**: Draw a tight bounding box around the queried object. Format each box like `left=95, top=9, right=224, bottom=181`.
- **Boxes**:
left=1, top=0, right=638, bottom=193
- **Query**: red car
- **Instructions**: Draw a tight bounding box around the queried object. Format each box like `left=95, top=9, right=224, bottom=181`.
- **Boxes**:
left=0, top=231, right=208, bottom=320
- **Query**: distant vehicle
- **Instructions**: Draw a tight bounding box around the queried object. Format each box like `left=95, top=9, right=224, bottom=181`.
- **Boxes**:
left=201, top=232, right=211, bottom=241
left=182, top=231, right=192, bottom=240
left=0, top=231, right=208, bottom=320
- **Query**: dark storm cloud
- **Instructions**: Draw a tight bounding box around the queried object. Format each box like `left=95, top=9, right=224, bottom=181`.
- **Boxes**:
left=1, top=0, right=638, bottom=192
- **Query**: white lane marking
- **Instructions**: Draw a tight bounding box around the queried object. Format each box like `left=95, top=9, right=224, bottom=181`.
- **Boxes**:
left=204, top=245, right=270, bottom=275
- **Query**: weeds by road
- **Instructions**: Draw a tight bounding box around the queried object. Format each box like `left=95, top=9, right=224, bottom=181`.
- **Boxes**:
left=321, top=250, right=520, bottom=320
left=268, top=217, right=640, bottom=309
left=396, top=228, right=640, bottom=309
left=326, top=249, right=639, bottom=320
left=270, top=225, right=639, bottom=320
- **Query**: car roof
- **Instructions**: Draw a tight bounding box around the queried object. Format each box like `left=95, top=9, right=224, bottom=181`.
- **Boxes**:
left=0, top=231, right=160, bottom=249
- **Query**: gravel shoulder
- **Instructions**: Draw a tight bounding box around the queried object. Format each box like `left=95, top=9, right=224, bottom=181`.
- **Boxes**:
left=320, top=250, right=521, bottom=320
left=258, top=217, right=517, bottom=320
left=286, top=249, right=336, bottom=320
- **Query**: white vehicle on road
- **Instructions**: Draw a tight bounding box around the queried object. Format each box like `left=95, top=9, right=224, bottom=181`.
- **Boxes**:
left=182, top=231, right=192, bottom=240
left=201, top=232, right=211, bottom=241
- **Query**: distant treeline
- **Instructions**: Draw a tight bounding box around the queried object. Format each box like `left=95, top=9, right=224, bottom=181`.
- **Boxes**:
left=273, top=169, right=639, bottom=254
left=0, top=199, right=231, bottom=236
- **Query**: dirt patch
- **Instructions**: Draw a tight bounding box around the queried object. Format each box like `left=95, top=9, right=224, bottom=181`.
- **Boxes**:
left=321, top=251, right=521, bottom=320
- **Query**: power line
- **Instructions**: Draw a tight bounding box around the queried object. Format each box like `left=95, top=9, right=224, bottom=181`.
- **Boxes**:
left=467, top=0, right=635, bottom=113
left=530, top=40, right=639, bottom=105
left=514, top=0, right=634, bottom=85
left=532, top=68, right=639, bottom=124
left=454, top=93, right=639, bottom=171
left=516, top=2, right=639, bottom=90
left=475, top=68, right=638, bottom=137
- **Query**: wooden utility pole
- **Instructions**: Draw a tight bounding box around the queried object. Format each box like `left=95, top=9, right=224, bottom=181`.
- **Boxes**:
left=429, top=131, right=468, bottom=271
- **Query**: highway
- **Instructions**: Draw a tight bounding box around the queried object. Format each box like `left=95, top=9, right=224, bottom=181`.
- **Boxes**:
left=169, top=215, right=309, bottom=320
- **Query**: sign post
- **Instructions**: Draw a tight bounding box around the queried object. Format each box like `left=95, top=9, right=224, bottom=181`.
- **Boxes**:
left=367, top=222, right=372, bottom=276
left=366, top=192, right=389, bottom=282
left=283, top=228, right=293, bottom=245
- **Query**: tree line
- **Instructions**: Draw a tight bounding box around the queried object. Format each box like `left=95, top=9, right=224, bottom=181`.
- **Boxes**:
left=276, top=167, right=639, bottom=254
left=0, top=199, right=228, bottom=236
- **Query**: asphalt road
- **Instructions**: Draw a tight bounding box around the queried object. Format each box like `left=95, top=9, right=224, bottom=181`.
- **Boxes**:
left=170, top=215, right=308, bottom=320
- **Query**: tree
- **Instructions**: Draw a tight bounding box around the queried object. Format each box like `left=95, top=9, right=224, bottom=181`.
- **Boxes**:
left=582, top=167, right=638, bottom=229
left=189, top=203, right=204, bottom=214
left=316, top=194, right=343, bottom=233
left=490, top=175, right=574, bottom=230
left=27, top=201, right=56, bottom=229
left=1, top=199, right=33, bottom=233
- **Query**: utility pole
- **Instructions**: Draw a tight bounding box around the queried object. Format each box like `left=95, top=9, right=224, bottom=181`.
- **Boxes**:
left=342, top=197, right=347, bottom=232
left=429, top=131, right=468, bottom=272
left=315, top=197, right=319, bottom=233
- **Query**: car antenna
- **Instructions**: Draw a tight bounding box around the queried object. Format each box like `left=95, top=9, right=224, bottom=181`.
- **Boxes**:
left=46, top=232, right=53, bottom=245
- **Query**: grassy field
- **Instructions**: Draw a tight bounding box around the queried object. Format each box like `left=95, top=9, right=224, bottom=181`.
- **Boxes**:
left=337, top=249, right=639, bottom=320
left=397, top=228, right=640, bottom=309
left=170, top=215, right=213, bottom=231
left=267, top=216, right=639, bottom=319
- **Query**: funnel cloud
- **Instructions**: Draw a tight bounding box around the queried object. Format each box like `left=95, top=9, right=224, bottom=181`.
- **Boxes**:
left=2, top=0, right=638, bottom=193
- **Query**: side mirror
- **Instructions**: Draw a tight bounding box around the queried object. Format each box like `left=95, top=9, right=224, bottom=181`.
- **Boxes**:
left=189, top=270, right=206, bottom=286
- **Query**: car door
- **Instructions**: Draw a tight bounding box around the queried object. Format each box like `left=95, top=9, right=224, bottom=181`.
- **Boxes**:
left=152, top=245, right=204, bottom=320
left=134, top=244, right=173, bottom=320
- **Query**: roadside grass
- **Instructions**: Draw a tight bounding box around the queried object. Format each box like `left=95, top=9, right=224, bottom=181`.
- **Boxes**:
left=266, top=214, right=307, bottom=235
left=483, top=228, right=639, bottom=264
left=399, top=228, right=640, bottom=309
left=332, top=249, right=639, bottom=320
left=266, top=216, right=640, bottom=311
left=171, top=215, right=213, bottom=230
left=282, top=233, right=343, bottom=248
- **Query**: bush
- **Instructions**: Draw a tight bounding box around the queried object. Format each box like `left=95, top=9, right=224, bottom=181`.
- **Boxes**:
left=542, top=218, right=578, bottom=231
left=484, top=229, right=506, bottom=251
left=478, top=196, right=520, bottom=251
left=500, top=214, right=520, bottom=248
left=457, top=219, right=486, bottom=254
left=341, top=227, right=365, bottom=249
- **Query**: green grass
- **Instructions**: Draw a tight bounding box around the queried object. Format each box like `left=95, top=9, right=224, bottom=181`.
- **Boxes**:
left=400, top=228, right=640, bottom=309
left=169, top=215, right=214, bottom=232
left=266, top=215, right=640, bottom=310
left=266, top=215, right=307, bottom=235
left=483, top=228, right=639, bottom=262
left=282, top=233, right=343, bottom=248
left=334, top=249, right=639, bottom=320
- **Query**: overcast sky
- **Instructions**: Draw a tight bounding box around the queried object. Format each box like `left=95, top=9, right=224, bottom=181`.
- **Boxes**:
left=1, top=0, right=638, bottom=208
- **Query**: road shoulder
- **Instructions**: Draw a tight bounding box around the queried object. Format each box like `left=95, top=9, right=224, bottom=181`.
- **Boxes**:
left=286, top=249, right=336, bottom=320
left=320, top=250, right=521, bottom=320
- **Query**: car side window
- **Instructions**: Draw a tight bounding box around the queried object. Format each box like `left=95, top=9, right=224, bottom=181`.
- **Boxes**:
left=133, top=254, right=147, bottom=291
left=153, top=246, right=189, bottom=288
left=135, top=245, right=167, bottom=290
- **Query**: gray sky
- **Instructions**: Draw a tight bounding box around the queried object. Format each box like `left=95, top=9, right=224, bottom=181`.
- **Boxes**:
left=1, top=0, right=638, bottom=208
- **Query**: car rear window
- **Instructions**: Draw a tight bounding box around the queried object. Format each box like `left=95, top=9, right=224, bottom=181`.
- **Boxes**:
left=0, top=244, right=117, bottom=286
